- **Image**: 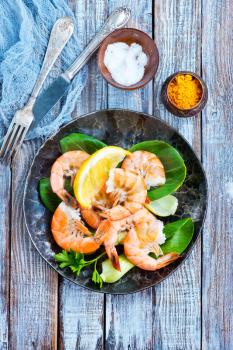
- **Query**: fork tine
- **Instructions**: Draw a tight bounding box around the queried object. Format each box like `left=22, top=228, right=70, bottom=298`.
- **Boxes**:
left=10, top=127, right=29, bottom=163
left=5, top=125, right=26, bottom=163
left=0, top=124, right=21, bottom=161
left=0, top=121, right=17, bottom=157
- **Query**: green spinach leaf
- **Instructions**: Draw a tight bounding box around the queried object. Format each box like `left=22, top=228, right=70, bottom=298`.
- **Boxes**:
left=161, top=218, right=194, bottom=254
left=39, top=178, right=61, bottom=213
left=59, top=133, right=106, bottom=154
left=129, top=140, right=186, bottom=200
left=39, top=178, right=73, bottom=213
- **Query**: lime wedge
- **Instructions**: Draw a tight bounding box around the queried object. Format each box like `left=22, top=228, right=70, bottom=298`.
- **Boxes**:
left=100, top=254, right=134, bottom=283
left=145, top=195, right=178, bottom=217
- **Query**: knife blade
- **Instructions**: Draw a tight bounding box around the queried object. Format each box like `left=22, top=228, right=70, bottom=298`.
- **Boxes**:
left=32, top=7, right=131, bottom=129
left=32, top=74, right=70, bottom=127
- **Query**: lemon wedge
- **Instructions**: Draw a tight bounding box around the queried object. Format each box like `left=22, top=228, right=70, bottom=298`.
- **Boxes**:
left=73, top=146, right=130, bottom=208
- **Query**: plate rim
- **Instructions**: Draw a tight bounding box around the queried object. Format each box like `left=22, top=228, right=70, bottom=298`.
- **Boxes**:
left=23, top=108, right=208, bottom=294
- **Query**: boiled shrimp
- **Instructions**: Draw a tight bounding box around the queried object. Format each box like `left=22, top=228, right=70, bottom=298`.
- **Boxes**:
left=122, top=150, right=166, bottom=189
left=106, top=168, right=147, bottom=206
left=50, top=150, right=101, bottom=229
left=124, top=227, right=179, bottom=271
left=51, top=202, right=100, bottom=254
left=94, top=203, right=134, bottom=271
left=94, top=171, right=147, bottom=270
left=132, top=207, right=166, bottom=247
left=124, top=207, right=178, bottom=270
left=96, top=206, right=166, bottom=271
left=50, top=150, right=89, bottom=208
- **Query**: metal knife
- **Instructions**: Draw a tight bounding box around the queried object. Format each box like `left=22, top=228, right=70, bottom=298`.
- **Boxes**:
left=32, top=7, right=131, bottom=129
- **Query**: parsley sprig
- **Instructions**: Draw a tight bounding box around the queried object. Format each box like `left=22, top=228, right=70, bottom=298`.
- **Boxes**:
left=54, top=250, right=106, bottom=288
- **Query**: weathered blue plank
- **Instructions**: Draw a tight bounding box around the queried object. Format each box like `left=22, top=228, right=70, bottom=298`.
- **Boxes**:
left=58, top=1, right=107, bottom=349
left=10, top=140, right=58, bottom=349
left=202, top=0, right=233, bottom=348
left=3, top=0, right=232, bottom=349
left=106, top=1, right=154, bottom=349
left=0, top=164, right=10, bottom=349
left=152, top=0, right=202, bottom=348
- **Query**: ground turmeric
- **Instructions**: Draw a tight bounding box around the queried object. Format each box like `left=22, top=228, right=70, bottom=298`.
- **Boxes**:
left=168, top=74, right=202, bottom=109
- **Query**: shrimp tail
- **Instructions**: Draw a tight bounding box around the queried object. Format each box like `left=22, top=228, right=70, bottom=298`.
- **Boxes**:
left=57, top=189, right=78, bottom=209
left=95, top=220, right=121, bottom=271
left=99, top=205, right=131, bottom=221
left=152, top=252, right=180, bottom=269
left=94, top=220, right=109, bottom=244
left=80, top=208, right=101, bottom=229
left=105, top=246, right=121, bottom=271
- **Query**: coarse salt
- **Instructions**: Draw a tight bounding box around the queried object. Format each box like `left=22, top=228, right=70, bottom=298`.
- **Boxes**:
left=104, top=42, right=148, bottom=86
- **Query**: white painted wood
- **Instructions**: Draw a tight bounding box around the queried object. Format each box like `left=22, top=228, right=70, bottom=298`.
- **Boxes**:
left=152, top=1, right=202, bottom=348
left=202, top=0, right=233, bottom=348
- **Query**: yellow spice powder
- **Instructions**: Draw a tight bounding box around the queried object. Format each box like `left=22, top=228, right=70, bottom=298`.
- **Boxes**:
left=168, top=74, right=202, bottom=109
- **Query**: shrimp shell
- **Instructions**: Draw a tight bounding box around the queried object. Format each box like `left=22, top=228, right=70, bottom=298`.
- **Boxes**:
left=124, top=227, right=179, bottom=271
left=51, top=202, right=100, bottom=254
left=122, top=150, right=166, bottom=189
left=50, top=150, right=89, bottom=208
left=132, top=207, right=166, bottom=245
left=106, top=168, right=147, bottom=205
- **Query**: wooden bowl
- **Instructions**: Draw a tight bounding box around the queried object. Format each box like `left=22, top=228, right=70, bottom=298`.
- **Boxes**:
left=98, top=28, right=159, bottom=90
left=161, top=71, right=208, bottom=117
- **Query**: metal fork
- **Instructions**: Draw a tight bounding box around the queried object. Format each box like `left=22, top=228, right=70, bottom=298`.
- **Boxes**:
left=0, top=17, right=74, bottom=164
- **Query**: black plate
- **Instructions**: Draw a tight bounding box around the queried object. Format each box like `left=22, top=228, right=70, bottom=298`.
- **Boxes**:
left=23, top=109, right=207, bottom=294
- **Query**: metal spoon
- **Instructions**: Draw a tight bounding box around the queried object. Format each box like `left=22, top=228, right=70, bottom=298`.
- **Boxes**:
left=32, top=7, right=131, bottom=128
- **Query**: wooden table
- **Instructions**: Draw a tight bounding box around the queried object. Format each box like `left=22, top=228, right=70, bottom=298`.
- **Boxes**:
left=1, top=0, right=232, bottom=349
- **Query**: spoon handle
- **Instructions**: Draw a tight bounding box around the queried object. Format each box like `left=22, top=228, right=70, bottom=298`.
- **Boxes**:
left=28, top=17, right=74, bottom=105
left=64, top=7, right=131, bottom=81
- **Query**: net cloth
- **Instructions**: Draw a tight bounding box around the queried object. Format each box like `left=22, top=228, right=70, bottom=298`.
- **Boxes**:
left=0, top=0, right=87, bottom=140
